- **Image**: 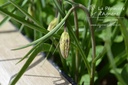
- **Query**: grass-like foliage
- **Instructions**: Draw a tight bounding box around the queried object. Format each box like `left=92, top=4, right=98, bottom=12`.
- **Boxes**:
left=0, top=0, right=128, bottom=85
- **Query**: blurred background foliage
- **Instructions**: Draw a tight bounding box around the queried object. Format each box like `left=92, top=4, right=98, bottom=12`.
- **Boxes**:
left=0, top=0, right=128, bottom=85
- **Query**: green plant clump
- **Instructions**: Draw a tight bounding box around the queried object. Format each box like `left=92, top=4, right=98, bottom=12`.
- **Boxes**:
left=0, top=0, right=128, bottom=85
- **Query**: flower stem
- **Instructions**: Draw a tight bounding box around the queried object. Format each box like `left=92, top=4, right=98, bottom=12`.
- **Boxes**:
left=72, top=0, right=79, bottom=82
left=74, top=4, right=96, bottom=85
left=67, top=4, right=96, bottom=84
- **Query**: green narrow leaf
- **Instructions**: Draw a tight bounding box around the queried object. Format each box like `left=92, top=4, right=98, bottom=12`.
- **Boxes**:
left=105, top=27, right=126, bottom=85
left=15, top=41, right=42, bottom=64
left=41, top=43, right=55, bottom=52
left=0, top=8, right=16, bottom=27
left=41, top=0, right=46, bottom=8
left=118, top=18, right=128, bottom=58
left=19, top=17, right=27, bottom=32
left=0, top=16, right=11, bottom=27
left=9, top=0, right=43, bottom=28
left=41, top=43, right=54, bottom=66
left=64, top=0, right=78, bottom=6
left=21, top=0, right=28, bottom=6
left=67, top=22, right=91, bottom=75
left=0, top=0, right=28, bottom=28
left=12, top=21, right=64, bottom=50
left=0, top=7, right=47, bottom=33
left=0, top=1, right=10, bottom=8
left=12, top=7, right=74, bottom=50
left=53, top=0, right=65, bottom=16
left=10, top=43, right=43, bottom=85
left=121, top=64, right=128, bottom=84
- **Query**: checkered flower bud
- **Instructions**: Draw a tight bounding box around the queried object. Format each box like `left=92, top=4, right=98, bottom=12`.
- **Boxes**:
left=47, top=18, right=58, bottom=31
left=59, top=31, right=70, bottom=59
left=28, top=5, right=34, bottom=17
